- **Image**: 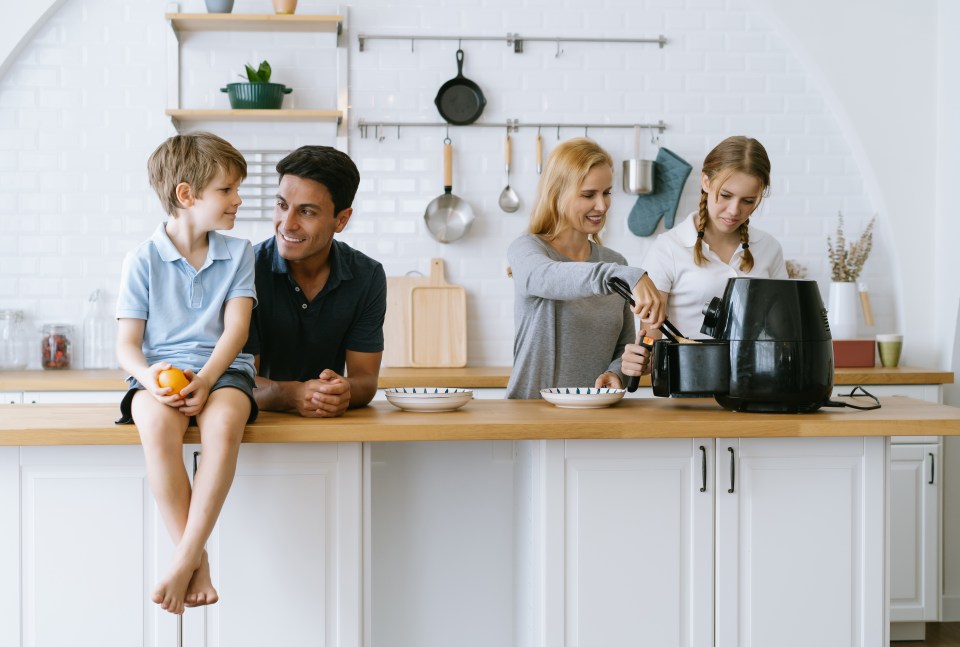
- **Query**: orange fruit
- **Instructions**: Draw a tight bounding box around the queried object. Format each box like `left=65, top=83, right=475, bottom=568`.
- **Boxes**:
left=157, top=367, right=190, bottom=395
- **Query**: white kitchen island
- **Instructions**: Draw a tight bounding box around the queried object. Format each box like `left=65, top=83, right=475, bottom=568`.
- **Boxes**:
left=2, top=397, right=960, bottom=647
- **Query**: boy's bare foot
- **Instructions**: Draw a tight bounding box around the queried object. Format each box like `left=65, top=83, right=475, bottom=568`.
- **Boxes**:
left=152, top=555, right=199, bottom=615
left=184, top=551, right=219, bottom=607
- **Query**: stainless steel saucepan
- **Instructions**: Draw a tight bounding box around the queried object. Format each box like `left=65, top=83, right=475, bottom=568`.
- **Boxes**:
left=424, top=139, right=475, bottom=243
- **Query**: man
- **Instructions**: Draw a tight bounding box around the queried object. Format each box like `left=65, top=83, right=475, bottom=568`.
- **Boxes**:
left=245, top=146, right=386, bottom=417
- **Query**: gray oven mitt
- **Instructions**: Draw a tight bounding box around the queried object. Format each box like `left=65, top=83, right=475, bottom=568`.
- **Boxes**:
left=627, top=147, right=693, bottom=237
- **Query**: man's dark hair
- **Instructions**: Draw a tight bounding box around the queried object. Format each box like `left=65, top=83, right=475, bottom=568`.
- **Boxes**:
left=276, top=145, right=360, bottom=216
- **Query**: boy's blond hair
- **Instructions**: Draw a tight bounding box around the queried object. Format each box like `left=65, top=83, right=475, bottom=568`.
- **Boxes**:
left=147, top=132, right=247, bottom=216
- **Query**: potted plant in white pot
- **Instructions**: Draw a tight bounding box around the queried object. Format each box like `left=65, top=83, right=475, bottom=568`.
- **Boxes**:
left=826, top=212, right=876, bottom=339
left=220, top=60, right=293, bottom=109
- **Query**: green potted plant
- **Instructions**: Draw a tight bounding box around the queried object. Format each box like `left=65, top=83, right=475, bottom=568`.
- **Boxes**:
left=220, top=60, right=293, bottom=109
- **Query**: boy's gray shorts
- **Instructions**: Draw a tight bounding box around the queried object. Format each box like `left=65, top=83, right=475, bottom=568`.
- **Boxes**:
left=116, top=369, right=258, bottom=425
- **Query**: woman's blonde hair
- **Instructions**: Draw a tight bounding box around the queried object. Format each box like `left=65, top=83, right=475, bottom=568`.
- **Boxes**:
left=528, top=137, right=613, bottom=246
left=695, top=136, right=771, bottom=271
left=147, top=132, right=247, bottom=216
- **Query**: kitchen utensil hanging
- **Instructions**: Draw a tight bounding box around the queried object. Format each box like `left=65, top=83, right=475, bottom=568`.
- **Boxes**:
left=434, top=49, right=486, bottom=126
left=623, top=125, right=654, bottom=195
left=424, top=139, right=476, bottom=243
left=535, top=130, right=543, bottom=174
left=498, top=132, right=520, bottom=213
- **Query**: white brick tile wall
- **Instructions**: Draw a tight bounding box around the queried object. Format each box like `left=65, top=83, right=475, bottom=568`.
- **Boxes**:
left=0, top=0, right=896, bottom=368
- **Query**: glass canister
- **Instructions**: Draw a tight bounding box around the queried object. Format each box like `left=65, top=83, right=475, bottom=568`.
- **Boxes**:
left=83, top=289, right=117, bottom=369
left=0, top=310, right=28, bottom=369
left=41, top=323, right=73, bottom=370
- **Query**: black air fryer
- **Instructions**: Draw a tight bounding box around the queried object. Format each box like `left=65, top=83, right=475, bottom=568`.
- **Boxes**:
left=651, top=278, right=834, bottom=413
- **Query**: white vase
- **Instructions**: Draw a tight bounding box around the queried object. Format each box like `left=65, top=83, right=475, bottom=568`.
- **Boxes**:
left=827, top=281, right=859, bottom=340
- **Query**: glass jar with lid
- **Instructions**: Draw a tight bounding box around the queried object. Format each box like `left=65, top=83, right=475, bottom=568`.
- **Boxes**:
left=0, top=310, right=28, bottom=369
left=40, top=323, right=73, bottom=370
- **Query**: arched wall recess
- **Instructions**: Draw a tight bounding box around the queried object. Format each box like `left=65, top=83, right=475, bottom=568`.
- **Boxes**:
left=747, top=0, right=938, bottom=367
left=0, top=1, right=68, bottom=80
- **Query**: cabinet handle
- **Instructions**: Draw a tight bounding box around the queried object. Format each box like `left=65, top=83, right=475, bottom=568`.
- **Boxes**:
left=193, top=450, right=201, bottom=478
left=699, top=445, right=707, bottom=492
left=929, top=452, right=935, bottom=485
left=727, top=447, right=735, bottom=493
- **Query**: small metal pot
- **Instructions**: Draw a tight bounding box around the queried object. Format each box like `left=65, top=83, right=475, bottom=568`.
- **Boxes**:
left=424, top=140, right=475, bottom=243
left=622, top=159, right=654, bottom=195
left=622, top=126, right=654, bottom=195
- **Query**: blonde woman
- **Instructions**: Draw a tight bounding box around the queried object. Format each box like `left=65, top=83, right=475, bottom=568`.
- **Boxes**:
left=643, top=136, right=788, bottom=340
left=506, top=138, right=664, bottom=399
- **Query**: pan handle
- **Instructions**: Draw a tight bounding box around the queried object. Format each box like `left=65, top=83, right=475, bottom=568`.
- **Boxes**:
left=536, top=133, right=543, bottom=174
left=443, top=141, right=453, bottom=192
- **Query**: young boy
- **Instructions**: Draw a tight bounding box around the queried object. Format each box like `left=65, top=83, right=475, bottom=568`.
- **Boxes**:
left=116, top=132, right=257, bottom=616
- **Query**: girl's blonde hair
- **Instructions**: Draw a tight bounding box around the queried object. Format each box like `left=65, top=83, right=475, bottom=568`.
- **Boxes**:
left=147, top=132, right=247, bottom=216
left=695, top=136, right=771, bottom=271
left=528, top=137, right=613, bottom=246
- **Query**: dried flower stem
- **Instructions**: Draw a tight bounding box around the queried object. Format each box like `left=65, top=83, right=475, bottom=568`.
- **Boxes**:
left=826, top=212, right=875, bottom=282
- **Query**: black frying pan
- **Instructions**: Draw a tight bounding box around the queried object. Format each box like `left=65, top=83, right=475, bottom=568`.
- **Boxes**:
left=434, top=49, right=486, bottom=126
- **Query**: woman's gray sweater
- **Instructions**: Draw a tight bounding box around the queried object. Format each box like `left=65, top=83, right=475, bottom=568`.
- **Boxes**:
left=506, top=234, right=648, bottom=399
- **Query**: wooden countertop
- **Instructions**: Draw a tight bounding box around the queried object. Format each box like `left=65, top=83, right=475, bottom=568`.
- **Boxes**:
left=2, top=396, right=960, bottom=446
left=0, top=366, right=952, bottom=391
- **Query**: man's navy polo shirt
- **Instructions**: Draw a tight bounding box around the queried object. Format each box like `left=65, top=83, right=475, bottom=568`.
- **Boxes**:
left=245, top=237, right=386, bottom=382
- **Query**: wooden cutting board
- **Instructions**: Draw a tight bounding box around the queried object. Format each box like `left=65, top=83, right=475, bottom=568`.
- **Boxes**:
left=384, top=258, right=467, bottom=368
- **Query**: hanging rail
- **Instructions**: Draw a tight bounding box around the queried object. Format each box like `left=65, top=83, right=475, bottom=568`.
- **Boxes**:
left=357, top=119, right=667, bottom=141
left=357, top=33, right=666, bottom=53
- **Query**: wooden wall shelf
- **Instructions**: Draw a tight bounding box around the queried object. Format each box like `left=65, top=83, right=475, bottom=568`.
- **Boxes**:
left=165, top=13, right=342, bottom=34
left=165, top=109, right=342, bottom=127
left=163, top=4, right=350, bottom=151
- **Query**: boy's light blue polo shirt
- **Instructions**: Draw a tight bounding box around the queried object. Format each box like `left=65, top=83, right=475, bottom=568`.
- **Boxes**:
left=117, top=223, right=257, bottom=380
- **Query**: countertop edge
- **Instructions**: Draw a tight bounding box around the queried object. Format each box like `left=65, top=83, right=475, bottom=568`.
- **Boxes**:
left=2, top=397, right=959, bottom=445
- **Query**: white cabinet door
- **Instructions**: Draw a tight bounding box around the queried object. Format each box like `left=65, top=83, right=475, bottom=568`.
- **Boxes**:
left=890, top=443, right=940, bottom=622
left=368, top=440, right=516, bottom=647
left=543, top=439, right=714, bottom=647
left=0, top=448, right=19, bottom=647
left=19, top=445, right=163, bottom=647
left=715, top=437, right=886, bottom=647
left=196, top=442, right=361, bottom=647
left=0, top=391, right=22, bottom=404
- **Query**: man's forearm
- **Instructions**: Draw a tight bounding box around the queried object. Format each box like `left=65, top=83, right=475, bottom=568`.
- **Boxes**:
left=253, top=376, right=299, bottom=412
left=346, top=373, right=379, bottom=408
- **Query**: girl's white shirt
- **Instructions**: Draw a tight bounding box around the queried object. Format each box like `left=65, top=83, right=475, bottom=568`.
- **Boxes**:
left=642, top=212, right=788, bottom=339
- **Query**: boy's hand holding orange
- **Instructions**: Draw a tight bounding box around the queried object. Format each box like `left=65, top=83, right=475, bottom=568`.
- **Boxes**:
left=157, top=367, right=190, bottom=396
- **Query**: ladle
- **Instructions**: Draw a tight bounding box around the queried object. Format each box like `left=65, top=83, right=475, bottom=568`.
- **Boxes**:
left=498, top=133, right=520, bottom=213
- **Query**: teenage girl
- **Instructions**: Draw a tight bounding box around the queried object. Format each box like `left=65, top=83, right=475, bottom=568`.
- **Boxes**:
left=642, top=136, right=787, bottom=340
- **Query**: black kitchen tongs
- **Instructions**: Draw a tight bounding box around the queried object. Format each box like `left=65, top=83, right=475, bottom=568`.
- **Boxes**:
left=607, top=277, right=689, bottom=392
left=607, top=277, right=686, bottom=343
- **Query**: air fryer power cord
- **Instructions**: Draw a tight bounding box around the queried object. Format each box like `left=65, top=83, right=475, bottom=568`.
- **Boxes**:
left=821, top=385, right=882, bottom=411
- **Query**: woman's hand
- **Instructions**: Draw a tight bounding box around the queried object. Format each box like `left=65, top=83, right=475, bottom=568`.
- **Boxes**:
left=594, top=371, right=622, bottom=389
left=631, top=274, right=665, bottom=329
